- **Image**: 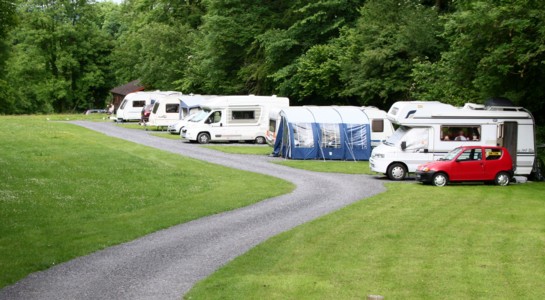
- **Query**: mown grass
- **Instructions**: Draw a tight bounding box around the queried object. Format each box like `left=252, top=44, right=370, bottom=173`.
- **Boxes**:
left=0, top=115, right=294, bottom=288
left=186, top=182, right=545, bottom=299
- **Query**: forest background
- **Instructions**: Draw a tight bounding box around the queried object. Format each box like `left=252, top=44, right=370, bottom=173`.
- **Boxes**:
left=1, top=0, right=544, bottom=127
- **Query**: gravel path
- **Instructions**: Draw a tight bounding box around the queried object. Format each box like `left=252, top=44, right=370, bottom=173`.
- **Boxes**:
left=0, top=121, right=386, bottom=300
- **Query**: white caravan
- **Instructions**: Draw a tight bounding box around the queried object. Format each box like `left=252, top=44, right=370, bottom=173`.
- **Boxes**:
left=116, top=91, right=156, bottom=122
left=361, top=106, right=395, bottom=147
left=181, top=95, right=290, bottom=144
left=146, top=91, right=183, bottom=128
left=370, top=100, right=536, bottom=180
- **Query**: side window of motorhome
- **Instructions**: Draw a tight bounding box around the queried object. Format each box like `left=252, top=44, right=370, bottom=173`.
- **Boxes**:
left=166, top=104, right=179, bottom=113
left=230, top=109, right=260, bottom=124
left=207, top=111, right=221, bottom=123
left=320, top=124, right=340, bottom=148
left=441, top=126, right=481, bottom=141
left=133, top=100, right=146, bottom=108
left=293, top=123, right=314, bottom=148
left=371, top=119, right=384, bottom=132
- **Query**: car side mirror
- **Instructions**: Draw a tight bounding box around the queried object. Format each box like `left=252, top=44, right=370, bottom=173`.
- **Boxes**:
left=401, top=141, right=407, bottom=150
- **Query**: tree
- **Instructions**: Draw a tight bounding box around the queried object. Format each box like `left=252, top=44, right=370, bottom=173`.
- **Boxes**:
left=4, top=0, right=114, bottom=113
left=412, top=0, right=545, bottom=122
left=340, top=0, right=444, bottom=108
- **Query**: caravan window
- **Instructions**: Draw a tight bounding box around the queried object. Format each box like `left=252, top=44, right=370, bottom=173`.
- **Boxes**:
left=293, top=123, right=314, bottom=148
left=441, top=126, right=481, bottom=141
left=152, top=102, right=160, bottom=114
left=166, top=104, right=179, bottom=113
left=372, top=119, right=384, bottom=133
left=133, top=100, right=146, bottom=108
left=320, top=124, right=341, bottom=148
left=120, top=99, right=128, bottom=109
left=269, top=119, right=276, bottom=132
left=232, top=110, right=255, bottom=120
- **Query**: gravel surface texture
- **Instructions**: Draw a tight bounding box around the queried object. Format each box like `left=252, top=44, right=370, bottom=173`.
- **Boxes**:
left=0, top=121, right=386, bottom=300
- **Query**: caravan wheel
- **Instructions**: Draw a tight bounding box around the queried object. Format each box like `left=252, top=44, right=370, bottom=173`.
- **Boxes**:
left=255, top=136, right=266, bottom=144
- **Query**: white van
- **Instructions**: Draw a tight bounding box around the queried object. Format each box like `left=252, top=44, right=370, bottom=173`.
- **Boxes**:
left=116, top=92, right=155, bottom=122
left=167, top=95, right=218, bottom=134
left=181, top=95, right=290, bottom=144
left=146, top=91, right=183, bottom=128
left=370, top=100, right=537, bottom=180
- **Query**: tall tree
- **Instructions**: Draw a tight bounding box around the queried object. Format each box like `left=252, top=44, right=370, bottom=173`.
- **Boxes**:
left=411, top=0, right=545, bottom=123
left=340, top=0, right=444, bottom=108
left=4, top=0, right=114, bottom=113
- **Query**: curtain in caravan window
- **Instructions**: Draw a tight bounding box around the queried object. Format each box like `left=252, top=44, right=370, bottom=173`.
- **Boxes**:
left=345, top=124, right=368, bottom=149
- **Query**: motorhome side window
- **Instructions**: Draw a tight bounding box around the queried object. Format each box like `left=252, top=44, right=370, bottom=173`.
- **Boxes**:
left=232, top=110, right=255, bottom=120
left=371, top=119, right=384, bottom=132
left=441, top=126, right=481, bottom=141
left=165, top=104, right=179, bottom=113
left=133, top=100, right=146, bottom=108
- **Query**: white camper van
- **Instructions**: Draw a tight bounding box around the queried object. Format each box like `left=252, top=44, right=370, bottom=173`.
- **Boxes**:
left=370, top=100, right=536, bottom=180
left=116, top=92, right=155, bottom=122
left=181, top=95, right=290, bottom=144
left=146, top=91, right=183, bottom=128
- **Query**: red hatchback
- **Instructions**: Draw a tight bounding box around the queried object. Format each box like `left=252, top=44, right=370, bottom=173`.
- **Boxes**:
left=416, top=146, right=514, bottom=186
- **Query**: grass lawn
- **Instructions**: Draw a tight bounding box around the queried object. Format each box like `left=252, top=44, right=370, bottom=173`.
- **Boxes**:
left=186, top=182, right=545, bottom=299
left=0, top=115, right=294, bottom=288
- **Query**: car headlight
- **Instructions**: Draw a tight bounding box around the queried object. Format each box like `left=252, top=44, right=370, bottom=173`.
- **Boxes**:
left=421, top=166, right=430, bottom=172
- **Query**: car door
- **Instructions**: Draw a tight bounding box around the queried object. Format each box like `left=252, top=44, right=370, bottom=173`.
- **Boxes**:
left=450, top=148, right=484, bottom=181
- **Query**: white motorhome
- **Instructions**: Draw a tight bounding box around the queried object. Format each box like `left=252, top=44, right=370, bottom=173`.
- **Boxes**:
left=145, top=91, right=183, bottom=128
left=370, top=100, right=536, bottom=180
left=116, top=91, right=156, bottom=122
left=181, top=95, right=290, bottom=144
left=167, top=95, right=218, bottom=134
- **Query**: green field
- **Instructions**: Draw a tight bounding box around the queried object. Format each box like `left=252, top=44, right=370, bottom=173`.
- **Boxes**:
left=187, top=182, right=545, bottom=299
left=2, top=115, right=545, bottom=299
left=0, top=115, right=294, bottom=287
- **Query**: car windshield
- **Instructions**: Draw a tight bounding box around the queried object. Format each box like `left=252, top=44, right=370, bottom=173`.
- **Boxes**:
left=189, top=109, right=211, bottom=122
left=440, top=147, right=463, bottom=161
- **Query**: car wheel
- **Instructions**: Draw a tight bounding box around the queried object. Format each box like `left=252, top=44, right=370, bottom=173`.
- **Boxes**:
left=495, top=172, right=510, bottom=186
left=255, top=136, right=266, bottom=144
left=387, top=163, right=407, bottom=181
left=197, top=133, right=210, bottom=144
left=432, top=173, right=448, bottom=187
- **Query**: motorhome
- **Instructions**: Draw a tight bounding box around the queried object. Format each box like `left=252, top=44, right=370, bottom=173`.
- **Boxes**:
left=370, top=100, right=536, bottom=180
left=145, top=91, right=183, bottom=129
left=181, top=95, right=290, bottom=144
left=116, top=91, right=156, bottom=122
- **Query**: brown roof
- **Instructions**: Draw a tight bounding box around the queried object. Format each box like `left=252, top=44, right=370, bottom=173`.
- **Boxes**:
left=110, top=80, right=145, bottom=96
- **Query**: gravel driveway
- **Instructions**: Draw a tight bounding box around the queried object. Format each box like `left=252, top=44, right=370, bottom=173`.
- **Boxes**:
left=0, top=121, right=386, bottom=300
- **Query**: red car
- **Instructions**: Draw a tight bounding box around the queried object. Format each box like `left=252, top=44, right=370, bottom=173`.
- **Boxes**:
left=415, top=146, right=514, bottom=186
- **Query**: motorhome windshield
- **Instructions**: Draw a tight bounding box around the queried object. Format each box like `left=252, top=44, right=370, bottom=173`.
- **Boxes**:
left=190, top=109, right=211, bottom=122
left=384, top=126, right=409, bottom=146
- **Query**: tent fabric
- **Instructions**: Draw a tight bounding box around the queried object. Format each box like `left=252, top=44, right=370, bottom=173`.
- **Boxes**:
left=272, top=106, right=372, bottom=161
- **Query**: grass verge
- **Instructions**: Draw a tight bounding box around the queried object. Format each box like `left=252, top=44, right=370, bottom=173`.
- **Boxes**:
left=0, top=116, right=294, bottom=288
left=186, top=182, right=545, bottom=299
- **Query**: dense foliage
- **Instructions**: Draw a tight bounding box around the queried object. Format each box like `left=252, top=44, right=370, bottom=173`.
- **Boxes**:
left=1, top=0, right=544, bottom=124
